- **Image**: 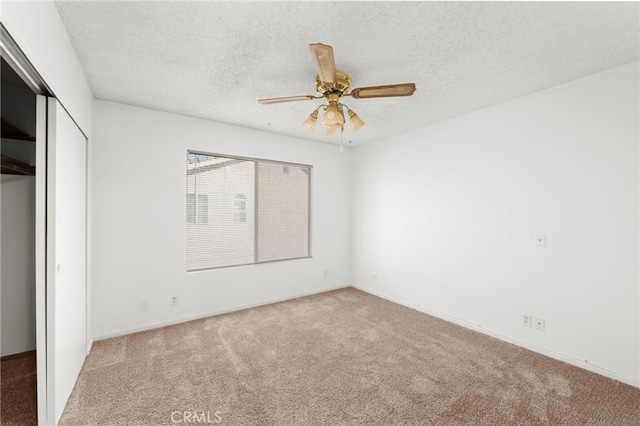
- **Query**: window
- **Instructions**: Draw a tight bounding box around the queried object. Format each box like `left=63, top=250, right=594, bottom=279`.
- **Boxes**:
left=186, top=151, right=311, bottom=271
left=234, top=194, right=246, bottom=223
left=187, top=194, right=208, bottom=224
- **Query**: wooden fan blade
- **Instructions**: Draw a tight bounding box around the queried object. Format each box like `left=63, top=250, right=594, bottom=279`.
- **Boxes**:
left=258, top=95, right=316, bottom=105
left=350, top=83, right=416, bottom=99
left=309, top=43, right=336, bottom=85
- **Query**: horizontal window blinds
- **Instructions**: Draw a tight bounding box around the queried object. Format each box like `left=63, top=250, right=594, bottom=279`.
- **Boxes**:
left=257, top=162, right=310, bottom=262
left=187, top=151, right=310, bottom=271
left=187, top=154, right=255, bottom=270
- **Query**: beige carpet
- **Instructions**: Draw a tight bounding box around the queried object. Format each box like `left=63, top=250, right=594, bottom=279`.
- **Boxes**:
left=1, top=351, right=38, bottom=425
left=60, top=288, right=639, bottom=425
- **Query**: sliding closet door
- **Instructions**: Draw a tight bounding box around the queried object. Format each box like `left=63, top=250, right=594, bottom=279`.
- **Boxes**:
left=35, top=95, right=47, bottom=425
left=44, top=97, right=88, bottom=424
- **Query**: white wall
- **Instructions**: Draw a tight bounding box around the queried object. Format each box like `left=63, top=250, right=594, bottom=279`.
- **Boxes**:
left=91, top=101, right=351, bottom=339
left=1, top=175, right=36, bottom=356
left=352, top=62, right=639, bottom=386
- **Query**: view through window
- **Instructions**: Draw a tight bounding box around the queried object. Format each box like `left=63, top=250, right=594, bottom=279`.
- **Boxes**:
left=186, top=151, right=311, bottom=270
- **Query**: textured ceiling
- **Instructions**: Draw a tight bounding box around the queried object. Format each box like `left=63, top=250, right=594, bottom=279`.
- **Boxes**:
left=54, top=1, right=639, bottom=147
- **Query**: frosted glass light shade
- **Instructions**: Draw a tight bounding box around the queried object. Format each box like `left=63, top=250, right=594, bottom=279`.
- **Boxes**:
left=325, top=124, right=341, bottom=137
left=302, top=110, right=318, bottom=132
left=348, top=110, right=365, bottom=131
left=336, top=105, right=345, bottom=125
left=323, top=103, right=344, bottom=126
left=323, top=104, right=340, bottom=126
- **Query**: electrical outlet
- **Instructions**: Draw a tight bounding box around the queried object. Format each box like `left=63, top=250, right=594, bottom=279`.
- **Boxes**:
left=373, top=274, right=378, bottom=282
left=534, top=317, right=545, bottom=331
left=170, top=296, right=179, bottom=306
left=324, top=270, right=328, bottom=278
left=522, top=314, right=532, bottom=327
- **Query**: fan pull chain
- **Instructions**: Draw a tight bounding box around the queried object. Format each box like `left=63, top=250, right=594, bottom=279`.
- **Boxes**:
left=340, top=128, right=344, bottom=152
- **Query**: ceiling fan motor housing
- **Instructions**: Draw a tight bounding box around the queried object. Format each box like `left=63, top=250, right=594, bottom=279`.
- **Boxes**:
left=315, top=71, right=352, bottom=96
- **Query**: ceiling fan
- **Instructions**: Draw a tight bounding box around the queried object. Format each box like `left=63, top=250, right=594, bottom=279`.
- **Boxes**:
left=258, top=43, right=416, bottom=137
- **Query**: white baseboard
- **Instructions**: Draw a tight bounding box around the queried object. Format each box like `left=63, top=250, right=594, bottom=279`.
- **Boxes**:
left=351, top=284, right=640, bottom=389
left=93, top=284, right=350, bottom=342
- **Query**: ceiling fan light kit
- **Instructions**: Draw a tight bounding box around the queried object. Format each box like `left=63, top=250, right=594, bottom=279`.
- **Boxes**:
left=302, top=110, right=318, bottom=132
left=258, top=43, right=416, bottom=138
left=347, top=110, right=365, bottom=131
